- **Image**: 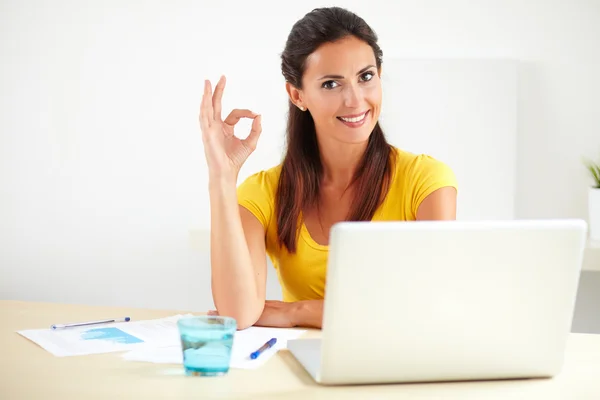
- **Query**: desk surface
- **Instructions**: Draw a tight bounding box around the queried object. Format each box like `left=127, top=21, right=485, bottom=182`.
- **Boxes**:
left=2, top=300, right=600, bottom=399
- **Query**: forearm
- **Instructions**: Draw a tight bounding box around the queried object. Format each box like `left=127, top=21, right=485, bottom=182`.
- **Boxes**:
left=292, top=300, right=324, bottom=329
left=209, top=178, right=262, bottom=327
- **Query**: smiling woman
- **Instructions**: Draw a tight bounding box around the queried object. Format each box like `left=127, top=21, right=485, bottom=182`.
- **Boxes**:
left=199, top=6, right=458, bottom=330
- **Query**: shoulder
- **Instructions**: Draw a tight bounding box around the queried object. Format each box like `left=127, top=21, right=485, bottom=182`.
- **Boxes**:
left=236, top=164, right=282, bottom=229
left=391, top=146, right=457, bottom=187
left=387, top=146, right=457, bottom=217
left=237, top=164, right=282, bottom=197
left=391, top=146, right=448, bottom=172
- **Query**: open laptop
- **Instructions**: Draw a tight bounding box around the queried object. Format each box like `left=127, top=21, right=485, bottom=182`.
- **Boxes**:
left=287, top=219, right=588, bottom=385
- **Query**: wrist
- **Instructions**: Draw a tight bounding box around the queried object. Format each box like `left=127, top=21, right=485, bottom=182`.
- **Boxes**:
left=288, top=301, right=304, bottom=327
left=289, top=300, right=323, bottom=329
left=208, top=172, right=237, bottom=186
left=290, top=300, right=315, bottom=328
left=208, top=174, right=238, bottom=194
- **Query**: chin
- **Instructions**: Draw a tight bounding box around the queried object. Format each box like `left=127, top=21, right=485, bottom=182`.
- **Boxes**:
left=344, top=122, right=379, bottom=144
left=336, top=129, right=373, bottom=145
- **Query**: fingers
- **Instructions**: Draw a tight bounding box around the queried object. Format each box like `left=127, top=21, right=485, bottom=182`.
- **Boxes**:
left=223, top=109, right=258, bottom=126
left=212, top=76, right=226, bottom=122
left=199, top=80, right=214, bottom=130
left=243, top=114, right=262, bottom=150
left=207, top=310, right=218, bottom=316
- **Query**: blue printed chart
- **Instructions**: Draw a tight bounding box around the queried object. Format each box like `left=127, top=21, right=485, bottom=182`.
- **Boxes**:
left=17, top=315, right=188, bottom=357
left=81, top=328, right=144, bottom=345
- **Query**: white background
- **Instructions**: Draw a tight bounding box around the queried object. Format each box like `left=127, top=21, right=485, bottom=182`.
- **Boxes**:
left=1, top=0, right=599, bottom=311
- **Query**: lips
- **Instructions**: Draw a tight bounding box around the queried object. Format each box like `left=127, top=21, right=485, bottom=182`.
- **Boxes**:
left=337, top=110, right=369, bottom=123
left=336, top=110, right=370, bottom=128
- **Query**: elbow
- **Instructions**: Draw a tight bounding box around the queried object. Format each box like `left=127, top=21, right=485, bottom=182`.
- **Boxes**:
left=215, top=302, right=264, bottom=331
left=231, top=311, right=262, bottom=331
left=235, top=317, right=257, bottom=331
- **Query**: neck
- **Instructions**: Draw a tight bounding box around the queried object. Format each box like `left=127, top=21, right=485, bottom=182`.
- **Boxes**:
left=317, top=137, right=368, bottom=190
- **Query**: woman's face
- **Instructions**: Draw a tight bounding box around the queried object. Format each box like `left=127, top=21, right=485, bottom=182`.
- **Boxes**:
left=289, top=35, right=382, bottom=145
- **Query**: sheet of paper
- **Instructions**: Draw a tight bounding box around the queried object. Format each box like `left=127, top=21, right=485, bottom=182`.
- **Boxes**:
left=122, top=326, right=306, bottom=369
left=118, top=315, right=192, bottom=347
left=17, top=314, right=192, bottom=357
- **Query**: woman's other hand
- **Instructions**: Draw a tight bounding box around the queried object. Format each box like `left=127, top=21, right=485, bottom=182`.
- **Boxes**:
left=208, top=300, right=323, bottom=329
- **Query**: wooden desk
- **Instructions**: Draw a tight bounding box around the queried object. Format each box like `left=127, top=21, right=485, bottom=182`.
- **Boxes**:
left=2, top=300, right=600, bottom=399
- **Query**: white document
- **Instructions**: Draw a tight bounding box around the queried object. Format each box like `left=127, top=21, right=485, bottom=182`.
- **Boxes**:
left=17, top=314, right=192, bottom=357
left=122, top=326, right=306, bottom=369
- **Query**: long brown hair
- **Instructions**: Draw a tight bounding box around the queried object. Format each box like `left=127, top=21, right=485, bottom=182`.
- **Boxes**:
left=277, top=7, right=395, bottom=253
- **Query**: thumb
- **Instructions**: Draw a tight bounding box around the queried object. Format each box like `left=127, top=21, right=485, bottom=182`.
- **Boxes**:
left=243, top=115, right=262, bottom=150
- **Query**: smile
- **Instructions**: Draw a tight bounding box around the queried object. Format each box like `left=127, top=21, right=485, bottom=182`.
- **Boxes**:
left=337, top=110, right=370, bottom=127
left=338, top=111, right=369, bottom=123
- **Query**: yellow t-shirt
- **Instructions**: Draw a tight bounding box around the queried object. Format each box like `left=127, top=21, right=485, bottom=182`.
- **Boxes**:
left=237, top=147, right=458, bottom=302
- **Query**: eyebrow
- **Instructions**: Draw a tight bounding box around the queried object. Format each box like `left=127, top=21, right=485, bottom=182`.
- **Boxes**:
left=317, top=65, right=376, bottom=80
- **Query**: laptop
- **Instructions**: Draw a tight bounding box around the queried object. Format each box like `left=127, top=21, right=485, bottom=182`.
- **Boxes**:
left=287, top=219, right=588, bottom=385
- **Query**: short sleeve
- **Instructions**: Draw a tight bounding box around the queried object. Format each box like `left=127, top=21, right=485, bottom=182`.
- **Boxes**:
left=409, top=155, right=458, bottom=215
left=236, top=171, right=275, bottom=230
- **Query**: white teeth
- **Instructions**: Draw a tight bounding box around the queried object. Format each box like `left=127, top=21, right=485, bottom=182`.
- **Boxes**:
left=340, top=112, right=367, bottom=123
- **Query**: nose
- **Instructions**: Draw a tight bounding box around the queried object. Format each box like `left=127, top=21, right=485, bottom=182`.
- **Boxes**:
left=342, top=83, right=361, bottom=108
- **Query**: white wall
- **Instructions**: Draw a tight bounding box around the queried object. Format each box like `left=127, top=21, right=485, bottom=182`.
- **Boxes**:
left=1, top=0, right=599, bottom=310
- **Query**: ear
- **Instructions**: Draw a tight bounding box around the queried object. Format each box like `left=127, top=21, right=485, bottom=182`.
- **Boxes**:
left=286, top=82, right=305, bottom=111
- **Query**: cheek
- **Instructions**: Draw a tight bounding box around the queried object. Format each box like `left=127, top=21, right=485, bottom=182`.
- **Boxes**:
left=310, top=93, right=341, bottom=121
left=365, top=85, right=382, bottom=106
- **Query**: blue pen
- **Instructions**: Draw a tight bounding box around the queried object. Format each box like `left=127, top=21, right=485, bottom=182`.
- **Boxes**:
left=50, top=317, right=131, bottom=330
left=250, top=338, right=277, bottom=359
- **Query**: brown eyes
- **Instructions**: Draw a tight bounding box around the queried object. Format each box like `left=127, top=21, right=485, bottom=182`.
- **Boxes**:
left=360, top=71, right=374, bottom=82
left=321, top=71, right=375, bottom=90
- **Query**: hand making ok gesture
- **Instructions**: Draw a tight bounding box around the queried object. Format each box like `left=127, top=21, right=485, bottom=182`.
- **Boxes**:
left=199, top=76, right=262, bottom=181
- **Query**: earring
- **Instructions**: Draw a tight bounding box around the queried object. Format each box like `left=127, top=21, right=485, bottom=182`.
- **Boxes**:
left=298, top=105, right=305, bottom=111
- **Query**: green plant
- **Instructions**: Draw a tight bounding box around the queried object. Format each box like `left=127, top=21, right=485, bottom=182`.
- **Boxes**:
left=584, top=156, right=600, bottom=188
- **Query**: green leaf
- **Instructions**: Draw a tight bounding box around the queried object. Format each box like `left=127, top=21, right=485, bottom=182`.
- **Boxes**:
left=583, top=156, right=600, bottom=188
left=588, top=163, right=600, bottom=188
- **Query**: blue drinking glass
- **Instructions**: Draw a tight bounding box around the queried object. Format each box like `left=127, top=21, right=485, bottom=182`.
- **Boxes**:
left=177, top=315, right=237, bottom=376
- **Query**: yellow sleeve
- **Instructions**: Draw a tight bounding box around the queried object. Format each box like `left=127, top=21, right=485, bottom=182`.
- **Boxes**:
left=409, top=155, right=458, bottom=216
left=236, top=171, right=275, bottom=230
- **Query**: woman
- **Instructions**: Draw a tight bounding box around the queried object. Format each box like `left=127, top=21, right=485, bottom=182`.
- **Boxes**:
left=200, top=7, right=458, bottom=330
